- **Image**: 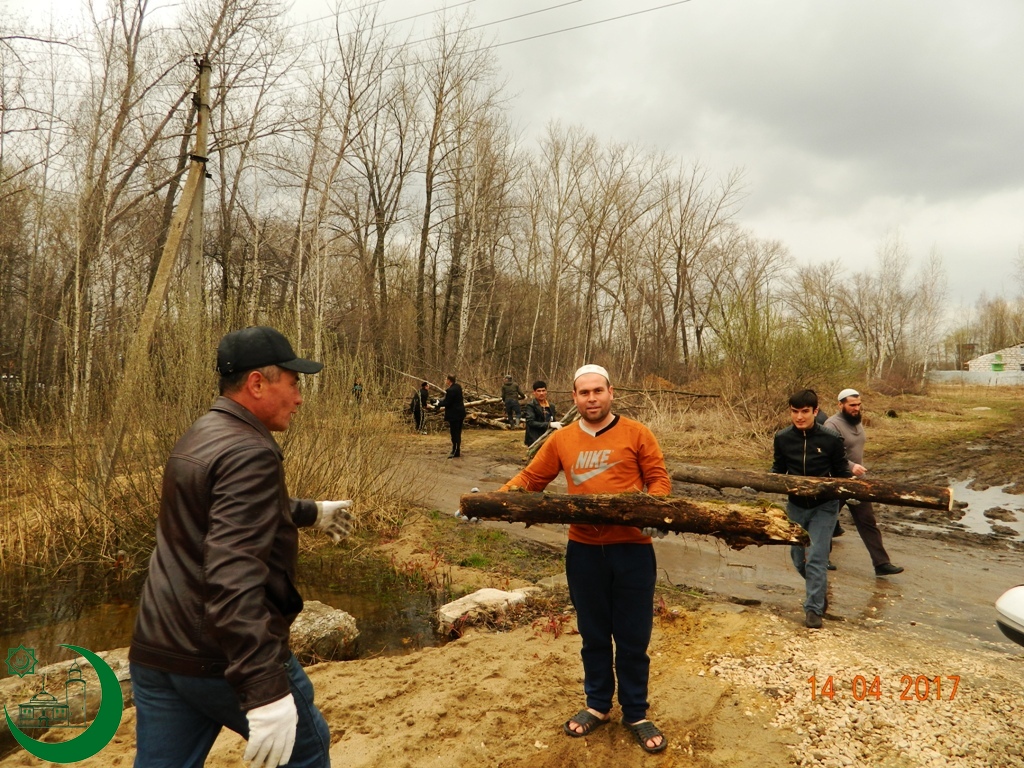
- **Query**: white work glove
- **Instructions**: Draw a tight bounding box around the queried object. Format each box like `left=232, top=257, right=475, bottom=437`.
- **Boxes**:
left=315, top=500, right=354, bottom=543
left=549, top=421, right=562, bottom=430
left=641, top=527, right=668, bottom=539
left=244, top=694, right=297, bottom=768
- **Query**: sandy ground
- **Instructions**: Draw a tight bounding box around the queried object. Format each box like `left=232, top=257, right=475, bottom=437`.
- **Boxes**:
left=5, top=425, right=1024, bottom=768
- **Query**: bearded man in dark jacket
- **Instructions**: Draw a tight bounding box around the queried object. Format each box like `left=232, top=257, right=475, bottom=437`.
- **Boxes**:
left=522, top=379, right=561, bottom=446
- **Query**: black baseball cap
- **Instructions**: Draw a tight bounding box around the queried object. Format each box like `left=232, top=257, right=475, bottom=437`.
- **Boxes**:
left=216, top=326, right=323, bottom=375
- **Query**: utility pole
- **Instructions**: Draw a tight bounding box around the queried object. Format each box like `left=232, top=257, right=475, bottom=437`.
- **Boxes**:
left=186, top=55, right=211, bottom=303
left=98, top=56, right=211, bottom=494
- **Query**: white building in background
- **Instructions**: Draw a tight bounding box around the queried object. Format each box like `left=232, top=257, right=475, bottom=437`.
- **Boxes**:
left=927, top=343, right=1024, bottom=386
left=967, top=344, right=1024, bottom=372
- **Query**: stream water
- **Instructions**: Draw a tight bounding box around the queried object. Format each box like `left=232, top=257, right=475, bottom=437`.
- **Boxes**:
left=0, top=554, right=449, bottom=662
left=948, top=479, right=1024, bottom=540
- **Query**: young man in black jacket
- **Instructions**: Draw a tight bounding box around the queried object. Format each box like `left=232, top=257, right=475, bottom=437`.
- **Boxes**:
left=771, top=389, right=851, bottom=629
left=522, top=380, right=561, bottom=446
left=411, top=381, right=429, bottom=433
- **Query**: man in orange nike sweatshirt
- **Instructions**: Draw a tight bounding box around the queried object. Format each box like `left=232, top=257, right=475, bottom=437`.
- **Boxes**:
left=500, top=364, right=671, bottom=754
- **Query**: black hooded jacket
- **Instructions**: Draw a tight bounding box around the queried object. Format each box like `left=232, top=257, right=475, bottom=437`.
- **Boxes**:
left=771, top=422, right=851, bottom=508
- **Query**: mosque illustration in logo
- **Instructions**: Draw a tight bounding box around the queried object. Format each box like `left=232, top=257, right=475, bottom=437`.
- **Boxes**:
left=15, top=662, right=88, bottom=729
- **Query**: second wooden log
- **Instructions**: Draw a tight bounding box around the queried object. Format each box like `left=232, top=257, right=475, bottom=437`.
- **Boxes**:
left=671, top=464, right=953, bottom=512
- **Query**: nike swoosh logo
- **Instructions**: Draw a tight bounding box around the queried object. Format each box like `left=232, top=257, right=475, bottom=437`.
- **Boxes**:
left=571, top=461, right=621, bottom=486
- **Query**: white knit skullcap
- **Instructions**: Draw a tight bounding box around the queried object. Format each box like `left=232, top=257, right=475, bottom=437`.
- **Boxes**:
left=573, top=364, right=611, bottom=385
left=837, top=388, right=860, bottom=402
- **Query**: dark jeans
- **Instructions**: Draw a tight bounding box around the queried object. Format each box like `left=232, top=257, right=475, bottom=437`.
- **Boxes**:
left=447, top=417, right=464, bottom=455
left=565, top=540, right=657, bottom=723
left=131, top=654, right=330, bottom=768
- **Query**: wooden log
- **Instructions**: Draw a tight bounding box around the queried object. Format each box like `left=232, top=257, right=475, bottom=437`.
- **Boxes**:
left=670, top=464, right=953, bottom=512
left=465, top=396, right=502, bottom=408
left=465, top=412, right=511, bottom=430
left=460, top=491, right=808, bottom=549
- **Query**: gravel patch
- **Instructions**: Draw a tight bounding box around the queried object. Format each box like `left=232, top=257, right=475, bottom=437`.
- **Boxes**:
left=706, top=614, right=1023, bottom=768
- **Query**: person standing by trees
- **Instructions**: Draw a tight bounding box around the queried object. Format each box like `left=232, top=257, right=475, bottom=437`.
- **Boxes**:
left=129, top=326, right=354, bottom=768
left=499, top=364, right=671, bottom=754
left=771, top=389, right=852, bottom=629
left=500, top=374, right=525, bottom=428
left=825, top=389, right=905, bottom=576
left=522, top=380, right=561, bottom=447
left=411, top=381, right=430, bottom=434
left=437, top=373, right=466, bottom=458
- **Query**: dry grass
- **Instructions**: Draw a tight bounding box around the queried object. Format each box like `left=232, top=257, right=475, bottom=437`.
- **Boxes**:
left=0, top=328, right=428, bottom=575
left=3, top=365, right=1022, bottom=577
left=607, top=381, right=1023, bottom=473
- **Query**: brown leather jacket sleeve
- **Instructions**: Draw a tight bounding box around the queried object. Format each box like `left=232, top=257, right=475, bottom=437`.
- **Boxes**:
left=205, top=444, right=297, bottom=706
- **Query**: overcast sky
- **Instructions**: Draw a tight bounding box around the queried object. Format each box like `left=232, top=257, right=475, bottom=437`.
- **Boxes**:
left=373, top=0, right=1024, bottom=308
left=19, top=0, right=1024, bottom=308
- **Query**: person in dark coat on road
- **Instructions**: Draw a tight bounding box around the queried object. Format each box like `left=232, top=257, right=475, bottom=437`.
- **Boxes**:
left=437, top=374, right=466, bottom=458
left=771, top=388, right=852, bottom=629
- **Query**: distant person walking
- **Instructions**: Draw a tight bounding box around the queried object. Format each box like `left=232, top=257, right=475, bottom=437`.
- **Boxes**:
left=411, top=381, right=429, bottom=434
left=351, top=377, right=364, bottom=405
left=824, top=389, right=904, bottom=576
left=437, top=374, right=466, bottom=458
left=522, top=380, right=561, bottom=446
left=771, top=389, right=851, bottom=629
left=501, top=375, right=525, bottom=428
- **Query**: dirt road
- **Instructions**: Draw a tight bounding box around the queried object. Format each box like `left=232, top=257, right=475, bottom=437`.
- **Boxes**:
left=412, top=429, right=1024, bottom=652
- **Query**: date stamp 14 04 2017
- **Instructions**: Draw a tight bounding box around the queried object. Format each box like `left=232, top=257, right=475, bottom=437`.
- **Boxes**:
left=808, top=675, right=961, bottom=702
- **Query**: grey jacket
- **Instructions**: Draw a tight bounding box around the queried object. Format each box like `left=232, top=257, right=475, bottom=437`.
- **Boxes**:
left=824, top=412, right=866, bottom=468
left=501, top=381, right=524, bottom=401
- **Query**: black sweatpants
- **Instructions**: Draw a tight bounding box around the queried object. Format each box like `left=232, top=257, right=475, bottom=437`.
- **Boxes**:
left=565, top=540, right=657, bottom=723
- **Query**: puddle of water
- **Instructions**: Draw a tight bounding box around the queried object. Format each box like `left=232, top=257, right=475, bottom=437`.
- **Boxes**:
left=0, top=567, right=141, bottom=663
left=0, top=555, right=450, bottom=661
left=296, top=555, right=450, bottom=657
left=949, top=479, right=1024, bottom=540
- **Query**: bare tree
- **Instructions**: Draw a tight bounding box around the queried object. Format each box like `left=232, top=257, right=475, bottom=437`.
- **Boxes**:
left=325, top=14, right=418, bottom=356
left=412, top=15, right=495, bottom=365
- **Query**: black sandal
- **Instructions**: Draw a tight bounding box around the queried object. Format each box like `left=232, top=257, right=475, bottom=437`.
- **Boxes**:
left=623, top=718, right=667, bottom=753
left=563, top=709, right=609, bottom=737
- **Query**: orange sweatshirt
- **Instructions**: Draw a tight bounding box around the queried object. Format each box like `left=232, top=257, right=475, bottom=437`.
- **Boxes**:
left=500, top=414, right=671, bottom=545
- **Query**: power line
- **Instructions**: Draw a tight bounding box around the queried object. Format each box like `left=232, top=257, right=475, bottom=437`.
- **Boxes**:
left=491, top=0, right=693, bottom=49
left=7, top=1, right=696, bottom=133
left=408, top=0, right=582, bottom=45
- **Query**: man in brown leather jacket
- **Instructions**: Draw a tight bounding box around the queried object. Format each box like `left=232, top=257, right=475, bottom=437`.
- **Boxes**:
left=129, top=326, right=353, bottom=768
